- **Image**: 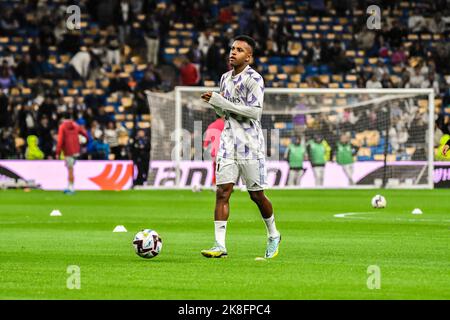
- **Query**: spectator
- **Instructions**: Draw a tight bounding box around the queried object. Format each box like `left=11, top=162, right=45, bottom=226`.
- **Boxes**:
left=275, top=18, right=292, bottom=56
left=104, top=121, right=120, bottom=159
left=33, top=54, right=53, bottom=78
left=409, top=66, right=425, bottom=88
left=0, top=8, right=20, bottom=36
left=37, top=115, right=54, bottom=159
left=95, top=106, right=113, bottom=127
left=69, top=46, right=91, bottom=80
left=408, top=9, right=428, bottom=33
left=109, top=69, right=130, bottom=93
left=116, top=126, right=131, bottom=160
left=409, top=42, right=426, bottom=58
left=386, top=20, right=406, bottom=48
left=18, top=102, right=38, bottom=137
left=381, top=72, right=395, bottom=88
left=15, top=54, right=36, bottom=81
left=374, top=59, right=389, bottom=81
left=143, top=14, right=160, bottom=66
left=0, top=128, right=16, bottom=159
left=0, top=91, right=11, bottom=128
left=251, top=13, right=269, bottom=53
left=355, top=27, right=376, bottom=52
left=0, top=60, right=15, bottom=89
left=137, top=66, right=161, bottom=91
left=391, top=45, right=408, bottom=66
left=330, top=50, right=355, bottom=74
left=389, top=120, right=409, bottom=153
left=105, top=30, right=121, bottom=66
left=237, top=3, right=253, bottom=35
left=308, top=0, right=327, bottom=16
left=188, top=40, right=203, bottom=68
left=304, top=41, right=321, bottom=65
left=89, top=129, right=110, bottom=160
left=421, top=72, right=440, bottom=95
left=205, top=39, right=223, bottom=82
left=178, top=56, right=200, bottom=86
left=366, top=73, right=382, bottom=89
left=25, top=135, right=44, bottom=160
left=198, top=30, right=214, bottom=58
left=333, top=0, right=351, bottom=17
left=218, top=5, right=233, bottom=24
left=115, top=0, right=134, bottom=44
left=38, top=96, right=57, bottom=123
left=96, top=0, right=116, bottom=28
left=131, top=129, right=150, bottom=186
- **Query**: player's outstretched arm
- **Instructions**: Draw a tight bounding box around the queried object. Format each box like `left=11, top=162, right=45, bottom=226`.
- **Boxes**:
left=201, top=91, right=225, bottom=116
left=208, top=92, right=261, bottom=120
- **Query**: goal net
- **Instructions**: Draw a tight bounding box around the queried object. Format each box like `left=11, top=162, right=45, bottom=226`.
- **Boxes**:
left=146, top=87, right=434, bottom=189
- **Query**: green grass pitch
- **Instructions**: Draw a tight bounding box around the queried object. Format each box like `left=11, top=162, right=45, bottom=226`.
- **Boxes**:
left=0, top=189, right=449, bottom=300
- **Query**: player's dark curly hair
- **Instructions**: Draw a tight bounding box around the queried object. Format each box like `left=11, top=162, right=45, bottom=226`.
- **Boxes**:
left=233, top=35, right=256, bottom=54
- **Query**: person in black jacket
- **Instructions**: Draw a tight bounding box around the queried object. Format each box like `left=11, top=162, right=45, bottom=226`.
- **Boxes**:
left=131, top=129, right=151, bottom=186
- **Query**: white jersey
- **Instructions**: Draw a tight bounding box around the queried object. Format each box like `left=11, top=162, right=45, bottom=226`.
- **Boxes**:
left=210, top=65, right=265, bottom=160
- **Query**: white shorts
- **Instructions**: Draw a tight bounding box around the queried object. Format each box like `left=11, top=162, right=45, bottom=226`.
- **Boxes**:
left=65, top=156, right=77, bottom=169
left=216, top=157, right=267, bottom=191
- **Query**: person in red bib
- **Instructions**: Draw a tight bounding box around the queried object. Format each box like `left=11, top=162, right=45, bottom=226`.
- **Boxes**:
left=55, top=113, right=88, bottom=194
left=203, top=115, right=225, bottom=187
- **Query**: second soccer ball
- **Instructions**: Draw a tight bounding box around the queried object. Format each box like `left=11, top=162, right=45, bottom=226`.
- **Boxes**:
left=371, top=195, right=387, bottom=208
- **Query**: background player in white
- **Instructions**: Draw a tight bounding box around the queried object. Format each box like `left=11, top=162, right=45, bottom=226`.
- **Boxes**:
left=200, top=35, right=281, bottom=259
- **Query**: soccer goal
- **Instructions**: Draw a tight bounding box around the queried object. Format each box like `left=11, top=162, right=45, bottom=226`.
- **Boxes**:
left=146, top=87, right=435, bottom=189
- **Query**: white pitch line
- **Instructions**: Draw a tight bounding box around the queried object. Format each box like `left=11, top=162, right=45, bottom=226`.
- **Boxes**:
left=334, top=212, right=375, bottom=219
left=334, top=212, right=450, bottom=223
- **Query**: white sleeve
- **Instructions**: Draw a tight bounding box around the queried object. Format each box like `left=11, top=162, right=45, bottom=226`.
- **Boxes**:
left=209, top=78, right=264, bottom=120
left=209, top=74, right=225, bottom=117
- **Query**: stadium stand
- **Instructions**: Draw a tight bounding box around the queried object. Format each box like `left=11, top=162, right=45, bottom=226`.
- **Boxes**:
left=0, top=0, right=449, bottom=164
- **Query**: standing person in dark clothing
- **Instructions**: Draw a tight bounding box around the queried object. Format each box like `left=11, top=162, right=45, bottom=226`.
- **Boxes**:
left=37, top=115, right=54, bottom=159
left=205, top=39, right=222, bottom=82
left=131, top=129, right=151, bottom=186
left=0, top=90, right=10, bottom=128
left=0, top=128, right=16, bottom=159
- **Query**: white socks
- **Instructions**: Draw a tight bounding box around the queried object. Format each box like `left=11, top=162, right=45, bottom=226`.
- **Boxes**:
left=214, top=221, right=227, bottom=248
left=263, top=214, right=280, bottom=238
left=68, top=182, right=74, bottom=192
left=214, top=216, right=279, bottom=249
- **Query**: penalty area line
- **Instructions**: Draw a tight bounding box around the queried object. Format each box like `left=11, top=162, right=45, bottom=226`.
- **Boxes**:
left=333, top=212, right=375, bottom=219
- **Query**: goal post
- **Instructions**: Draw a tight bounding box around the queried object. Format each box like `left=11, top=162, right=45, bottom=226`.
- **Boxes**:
left=147, top=87, right=435, bottom=189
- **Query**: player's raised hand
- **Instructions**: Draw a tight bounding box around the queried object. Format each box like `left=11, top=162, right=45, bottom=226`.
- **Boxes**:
left=201, top=92, right=212, bottom=102
left=443, top=144, right=450, bottom=156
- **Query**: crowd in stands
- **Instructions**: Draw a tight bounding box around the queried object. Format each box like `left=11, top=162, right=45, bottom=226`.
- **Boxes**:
left=0, top=0, right=449, bottom=167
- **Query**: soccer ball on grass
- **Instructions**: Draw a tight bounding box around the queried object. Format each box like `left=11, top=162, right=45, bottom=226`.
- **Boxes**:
left=371, top=194, right=387, bottom=208
left=133, top=229, right=163, bottom=259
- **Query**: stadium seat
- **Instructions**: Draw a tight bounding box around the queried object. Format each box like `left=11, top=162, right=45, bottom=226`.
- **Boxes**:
left=203, top=80, right=216, bottom=87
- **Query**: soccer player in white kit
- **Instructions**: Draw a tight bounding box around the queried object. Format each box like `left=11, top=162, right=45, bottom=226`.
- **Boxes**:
left=200, top=35, right=281, bottom=259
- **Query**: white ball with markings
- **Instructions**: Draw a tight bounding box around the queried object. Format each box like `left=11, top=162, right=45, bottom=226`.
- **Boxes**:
left=371, top=194, right=387, bottom=208
left=133, top=229, right=163, bottom=259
